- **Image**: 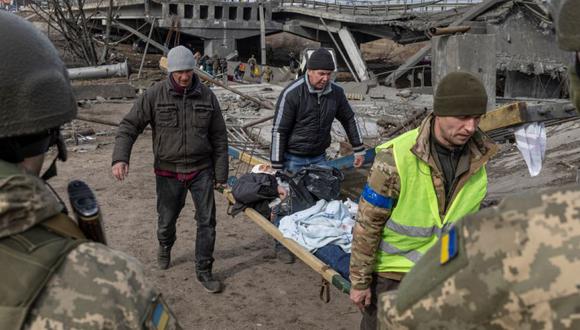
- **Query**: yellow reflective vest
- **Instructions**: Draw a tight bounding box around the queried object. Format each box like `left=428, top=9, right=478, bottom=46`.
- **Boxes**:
left=374, top=128, right=487, bottom=273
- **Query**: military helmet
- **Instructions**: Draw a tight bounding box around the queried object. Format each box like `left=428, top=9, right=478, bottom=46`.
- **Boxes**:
left=0, top=11, right=76, bottom=139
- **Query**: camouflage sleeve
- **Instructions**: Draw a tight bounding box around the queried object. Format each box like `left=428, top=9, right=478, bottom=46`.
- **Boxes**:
left=350, top=148, right=400, bottom=290
left=26, top=243, right=181, bottom=330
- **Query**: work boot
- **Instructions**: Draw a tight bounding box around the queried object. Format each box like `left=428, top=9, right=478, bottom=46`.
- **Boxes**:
left=196, top=271, right=223, bottom=293
left=275, top=245, right=295, bottom=264
left=157, top=245, right=171, bottom=270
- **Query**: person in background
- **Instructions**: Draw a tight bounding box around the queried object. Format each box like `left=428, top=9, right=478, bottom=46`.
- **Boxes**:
left=112, top=46, right=228, bottom=294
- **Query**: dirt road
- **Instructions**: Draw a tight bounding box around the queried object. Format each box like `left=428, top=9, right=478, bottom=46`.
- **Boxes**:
left=49, top=103, right=360, bottom=329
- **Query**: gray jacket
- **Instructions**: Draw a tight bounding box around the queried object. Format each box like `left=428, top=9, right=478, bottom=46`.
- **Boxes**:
left=112, top=75, right=228, bottom=182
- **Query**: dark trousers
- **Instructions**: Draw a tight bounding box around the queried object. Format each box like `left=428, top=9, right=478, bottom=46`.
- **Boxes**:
left=361, top=275, right=400, bottom=330
left=155, top=168, right=216, bottom=272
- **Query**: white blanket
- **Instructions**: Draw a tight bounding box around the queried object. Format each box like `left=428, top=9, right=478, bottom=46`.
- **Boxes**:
left=278, top=199, right=355, bottom=253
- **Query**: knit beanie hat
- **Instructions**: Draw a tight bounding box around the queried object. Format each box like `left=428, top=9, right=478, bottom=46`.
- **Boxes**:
left=307, top=48, right=335, bottom=71
left=434, top=71, right=488, bottom=116
left=167, top=46, right=195, bottom=73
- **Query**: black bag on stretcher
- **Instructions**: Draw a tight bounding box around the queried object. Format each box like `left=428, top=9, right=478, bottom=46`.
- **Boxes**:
left=277, top=165, right=344, bottom=214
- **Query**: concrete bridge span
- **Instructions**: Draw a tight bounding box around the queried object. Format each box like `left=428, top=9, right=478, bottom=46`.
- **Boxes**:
left=83, top=0, right=482, bottom=80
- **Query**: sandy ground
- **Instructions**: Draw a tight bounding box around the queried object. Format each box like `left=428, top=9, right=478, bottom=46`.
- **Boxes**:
left=49, top=103, right=361, bottom=329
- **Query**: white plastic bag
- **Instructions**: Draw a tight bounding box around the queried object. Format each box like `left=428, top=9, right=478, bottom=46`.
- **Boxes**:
left=515, top=122, right=546, bottom=177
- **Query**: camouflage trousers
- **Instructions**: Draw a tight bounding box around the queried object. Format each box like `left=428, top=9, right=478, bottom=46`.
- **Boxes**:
left=361, top=275, right=400, bottom=330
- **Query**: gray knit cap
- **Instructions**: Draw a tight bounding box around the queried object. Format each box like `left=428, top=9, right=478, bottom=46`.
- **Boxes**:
left=167, top=46, right=195, bottom=73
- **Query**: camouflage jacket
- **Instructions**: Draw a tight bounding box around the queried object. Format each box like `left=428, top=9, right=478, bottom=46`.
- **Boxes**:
left=0, top=161, right=180, bottom=329
left=378, top=184, right=580, bottom=330
left=349, top=115, right=497, bottom=290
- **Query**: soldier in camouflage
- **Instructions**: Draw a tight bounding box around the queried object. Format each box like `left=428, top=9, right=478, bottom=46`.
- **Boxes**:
left=375, top=3, right=580, bottom=328
left=378, top=184, right=580, bottom=329
left=0, top=12, right=180, bottom=329
left=349, top=72, right=497, bottom=329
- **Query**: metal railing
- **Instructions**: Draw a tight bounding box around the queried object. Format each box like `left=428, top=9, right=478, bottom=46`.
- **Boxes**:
left=278, top=0, right=482, bottom=15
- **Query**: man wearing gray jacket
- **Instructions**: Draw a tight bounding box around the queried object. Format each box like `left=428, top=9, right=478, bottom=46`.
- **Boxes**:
left=112, top=46, right=228, bottom=293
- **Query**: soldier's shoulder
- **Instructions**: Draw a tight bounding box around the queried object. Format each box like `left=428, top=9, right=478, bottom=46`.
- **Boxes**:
left=374, top=147, right=395, bottom=162
left=26, top=242, right=168, bottom=329
left=0, top=170, right=62, bottom=239
left=378, top=185, right=580, bottom=329
left=370, top=147, right=397, bottom=176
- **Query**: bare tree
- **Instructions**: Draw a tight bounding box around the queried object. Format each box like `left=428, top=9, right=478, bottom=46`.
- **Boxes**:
left=30, top=0, right=103, bottom=66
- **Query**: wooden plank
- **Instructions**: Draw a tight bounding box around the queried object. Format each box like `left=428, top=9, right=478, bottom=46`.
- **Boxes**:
left=479, top=102, right=526, bottom=132
left=479, top=101, right=578, bottom=132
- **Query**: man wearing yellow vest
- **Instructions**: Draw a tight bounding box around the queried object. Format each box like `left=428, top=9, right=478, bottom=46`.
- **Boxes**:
left=349, top=71, right=497, bottom=329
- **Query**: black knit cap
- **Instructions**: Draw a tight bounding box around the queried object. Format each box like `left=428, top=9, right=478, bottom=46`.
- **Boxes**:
left=307, top=48, right=335, bottom=71
left=434, top=71, right=488, bottom=117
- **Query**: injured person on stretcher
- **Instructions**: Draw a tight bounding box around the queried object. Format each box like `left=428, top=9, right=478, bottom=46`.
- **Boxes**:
left=230, top=164, right=354, bottom=280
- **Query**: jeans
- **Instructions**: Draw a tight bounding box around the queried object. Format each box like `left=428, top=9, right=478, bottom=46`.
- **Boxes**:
left=156, top=168, right=216, bottom=271
left=283, top=152, right=327, bottom=174
left=273, top=213, right=350, bottom=280
left=313, top=245, right=350, bottom=280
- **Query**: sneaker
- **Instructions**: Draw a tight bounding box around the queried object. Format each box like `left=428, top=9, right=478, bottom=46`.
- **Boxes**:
left=275, top=246, right=295, bottom=264
left=196, top=271, right=223, bottom=293
left=158, top=245, right=171, bottom=270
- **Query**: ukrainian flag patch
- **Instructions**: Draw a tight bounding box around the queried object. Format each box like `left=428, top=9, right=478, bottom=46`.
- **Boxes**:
left=440, top=226, right=458, bottom=265
left=152, top=300, right=170, bottom=330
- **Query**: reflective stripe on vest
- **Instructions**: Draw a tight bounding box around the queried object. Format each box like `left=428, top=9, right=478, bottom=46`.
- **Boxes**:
left=373, top=128, right=487, bottom=273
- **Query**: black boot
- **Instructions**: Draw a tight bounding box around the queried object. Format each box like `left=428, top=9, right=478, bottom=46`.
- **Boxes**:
left=196, top=270, right=223, bottom=293
left=158, top=245, right=172, bottom=270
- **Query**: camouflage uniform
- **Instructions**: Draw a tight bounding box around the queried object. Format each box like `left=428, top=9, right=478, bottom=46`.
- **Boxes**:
left=350, top=114, right=497, bottom=290
left=0, top=12, right=180, bottom=329
left=0, top=161, right=180, bottom=329
left=378, top=184, right=580, bottom=330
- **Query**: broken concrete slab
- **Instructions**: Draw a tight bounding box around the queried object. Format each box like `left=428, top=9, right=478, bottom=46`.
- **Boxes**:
left=432, top=33, right=497, bottom=111
left=73, top=83, right=137, bottom=100
left=337, top=81, right=370, bottom=96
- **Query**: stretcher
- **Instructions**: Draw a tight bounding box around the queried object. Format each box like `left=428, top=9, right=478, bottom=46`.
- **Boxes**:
left=225, top=145, right=370, bottom=301
left=224, top=190, right=350, bottom=302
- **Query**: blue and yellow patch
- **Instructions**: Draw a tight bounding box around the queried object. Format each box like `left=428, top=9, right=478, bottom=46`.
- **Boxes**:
left=440, top=226, right=458, bottom=265
left=361, top=184, right=395, bottom=209
left=152, top=300, right=170, bottom=330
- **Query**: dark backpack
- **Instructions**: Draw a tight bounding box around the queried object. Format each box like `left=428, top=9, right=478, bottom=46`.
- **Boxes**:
left=277, top=165, right=344, bottom=214
left=230, top=173, right=279, bottom=218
